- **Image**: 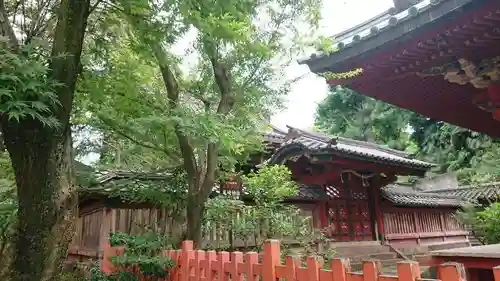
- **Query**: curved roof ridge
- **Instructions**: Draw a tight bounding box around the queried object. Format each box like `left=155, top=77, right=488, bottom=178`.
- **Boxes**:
left=336, top=136, right=410, bottom=158
left=384, top=186, right=461, bottom=199
left=286, top=125, right=410, bottom=158
left=427, top=181, right=500, bottom=192
left=267, top=125, right=433, bottom=169
left=333, top=10, right=392, bottom=43
left=285, top=125, right=337, bottom=144
left=381, top=185, right=464, bottom=207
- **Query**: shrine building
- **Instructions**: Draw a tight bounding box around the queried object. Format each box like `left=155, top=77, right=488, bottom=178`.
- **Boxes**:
left=262, top=126, right=468, bottom=248
left=296, top=0, right=500, bottom=279
left=298, top=0, right=500, bottom=138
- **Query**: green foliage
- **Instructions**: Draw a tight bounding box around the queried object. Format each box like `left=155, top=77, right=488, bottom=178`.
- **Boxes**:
left=242, top=165, right=298, bottom=204
left=0, top=152, right=14, bottom=182
left=76, top=0, right=323, bottom=242
left=0, top=41, right=61, bottom=127
left=105, top=232, right=176, bottom=281
left=313, top=36, right=337, bottom=54
left=0, top=153, right=16, bottom=278
left=458, top=203, right=500, bottom=245
left=203, top=165, right=324, bottom=251
left=82, top=170, right=188, bottom=208
left=315, top=87, right=415, bottom=151
left=409, top=119, right=500, bottom=184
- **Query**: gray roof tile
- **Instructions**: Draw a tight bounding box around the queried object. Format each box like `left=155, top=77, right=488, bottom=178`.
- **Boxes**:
left=298, top=0, right=474, bottom=72
left=382, top=185, right=464, bottom=207
left=270, top=126, right=433, bottom=168
left=426, top=182, right=500, bottom=202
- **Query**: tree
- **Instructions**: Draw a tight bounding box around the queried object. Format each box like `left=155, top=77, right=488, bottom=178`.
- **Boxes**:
left=408, top=116, right=500, bottom=184
left=457, top=202, right=500, bottom=245
left=78, top=0, right=322, bottom=245
left=204, top=165, right=301, bottom=250
left=315, top=87, right=415, bottom=151
left=0, top=0, right=92, bottom=280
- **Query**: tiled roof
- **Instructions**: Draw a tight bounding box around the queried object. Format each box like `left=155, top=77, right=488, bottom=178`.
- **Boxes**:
left=426, top=182, right=500, bottom=202
left=262, top=125, right=287, bottom=145
left=382, top=185, right=463, bottom=207
left=269, top=126, right=433, bottom=169
left=298, top=0, right=473, bottom=72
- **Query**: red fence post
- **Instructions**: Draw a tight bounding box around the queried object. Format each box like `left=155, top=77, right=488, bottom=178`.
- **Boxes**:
left=493, top=265, right=500, bottom=281
left=285, top=256, right=298, bottom=281
left=231, top=251, right=244, bottom=281
left=245, top=252, right=259, bottom=281
left=396, top=261, right=421, bottom=281
left=101, top=242, right=124, bottom=275
left=218, top=251, right=230, bottom=281
left=179, top=241, right=194, bottom=281
left=194, top=250, right=206, bottom=281
left=363, top=260, right=381, bottom=281
left=204, top=251, right=217, bottom=281
left=306, top=256, right=320, bottom=281
left=262, top=240, right=280, bottom=281
left=330, top=258, right=350, bottom=281
left=438, top=262, right=467, bottom=281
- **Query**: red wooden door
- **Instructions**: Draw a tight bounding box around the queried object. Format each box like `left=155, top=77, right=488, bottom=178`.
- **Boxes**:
left=325, top=183, right=373, bottom=241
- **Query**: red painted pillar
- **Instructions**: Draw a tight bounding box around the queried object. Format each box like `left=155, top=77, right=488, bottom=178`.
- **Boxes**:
left=468, top=268, right=479, bottom=281
left=488, top=83, right=500, bottom=120
left=373, top=186, right=385, bottom=241
left=320, top=201, right=328, bottom=228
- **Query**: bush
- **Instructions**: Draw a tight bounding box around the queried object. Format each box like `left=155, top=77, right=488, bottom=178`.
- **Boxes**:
left=87, top=232, right=176, bottom=281
left=475, top=203, right=500, bottom=244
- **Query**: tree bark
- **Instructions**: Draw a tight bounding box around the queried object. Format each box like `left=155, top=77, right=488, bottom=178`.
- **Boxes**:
left=2, top=123, right=77, bottom=281
left=0, top=0, right=91, bottom=280
left=186, top=193, right=205, bottom=247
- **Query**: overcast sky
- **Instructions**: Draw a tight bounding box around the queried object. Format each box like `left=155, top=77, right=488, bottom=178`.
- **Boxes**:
left=270, top=0, right=394, bottom=131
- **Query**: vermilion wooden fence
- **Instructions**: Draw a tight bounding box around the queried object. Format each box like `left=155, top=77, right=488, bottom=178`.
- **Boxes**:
left=101, top=240, right=500, bottom=281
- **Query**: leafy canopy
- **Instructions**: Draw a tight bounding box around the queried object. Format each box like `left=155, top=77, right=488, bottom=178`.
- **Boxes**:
left=77, top=0, right=323, bottom=177
left=0, top=42, right=61, bottom=127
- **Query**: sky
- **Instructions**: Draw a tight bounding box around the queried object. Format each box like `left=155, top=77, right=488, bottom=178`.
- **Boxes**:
left=270, top=0, right=394, bottom=131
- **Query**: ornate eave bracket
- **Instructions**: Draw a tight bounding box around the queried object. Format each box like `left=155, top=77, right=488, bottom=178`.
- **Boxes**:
left=418, top=57, right=500, bottom=120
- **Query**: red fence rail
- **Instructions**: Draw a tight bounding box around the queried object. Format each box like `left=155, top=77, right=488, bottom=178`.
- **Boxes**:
left=102, top=240, right=500, bottom=281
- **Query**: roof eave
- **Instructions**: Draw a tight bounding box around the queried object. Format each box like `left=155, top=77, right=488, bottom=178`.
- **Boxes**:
left=297, top=0, right=476, bottom=74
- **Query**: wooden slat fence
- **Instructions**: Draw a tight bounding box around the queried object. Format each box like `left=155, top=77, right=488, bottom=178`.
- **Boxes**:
left=70, top=207, right=314, bottom=255
left=70, top=210, right=103, bottom=251
left=102, top=239, right=500, bottom=281
left=383, top=209, right=468, bottom=242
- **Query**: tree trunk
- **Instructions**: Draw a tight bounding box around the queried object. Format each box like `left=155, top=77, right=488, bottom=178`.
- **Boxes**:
left=2, top=122, right=77, bottom=281
left=186, top=193, right=205, bottom=247
left=0, top=0, right=90, bottom=279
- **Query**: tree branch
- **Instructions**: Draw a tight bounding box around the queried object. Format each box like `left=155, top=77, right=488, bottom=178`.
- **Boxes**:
left=99, top=116, right=180, bottom=161
left=153, top=44, right=199, bottom=184
left=199, top=56, right=237, bottom=198
left=0, top=0, right=19, bottom=50
left=49, top=0, right=91, bottom=123
left=89, top=0, right=104, bottom=15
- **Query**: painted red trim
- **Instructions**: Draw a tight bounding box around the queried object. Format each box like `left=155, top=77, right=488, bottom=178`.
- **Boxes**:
left=373, top=186, right=385, bottom=239
left=320, top=201, right=327, bottom=228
